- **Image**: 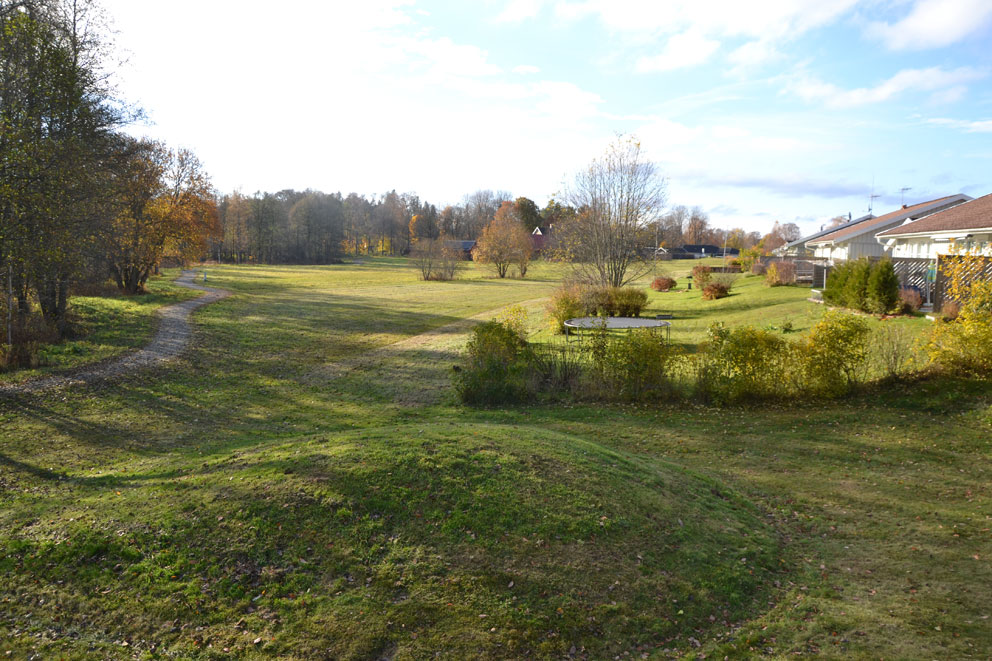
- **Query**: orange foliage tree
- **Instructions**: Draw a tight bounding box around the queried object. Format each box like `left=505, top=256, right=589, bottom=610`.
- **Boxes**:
left=106, top=139, right=218, bottom=294
left=472, top=201, right=533, bottom=278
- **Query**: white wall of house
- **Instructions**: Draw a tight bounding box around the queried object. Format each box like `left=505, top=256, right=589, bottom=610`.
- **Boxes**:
left=886, top=232, right=992, bottom=259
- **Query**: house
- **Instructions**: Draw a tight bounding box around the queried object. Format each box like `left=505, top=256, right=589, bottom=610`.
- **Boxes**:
left=776, top=213, right=874, bottom=257
left=446, top=240, right=476, bottom=259
left=531, top=226, right=552, bottom=254
left=682, top=244, right=722, bottom=258
left=806, top=195, right=972, bottom=262
left=876, top=192, right=992, bottom=259
left=667, top=246, right=695, bottom=260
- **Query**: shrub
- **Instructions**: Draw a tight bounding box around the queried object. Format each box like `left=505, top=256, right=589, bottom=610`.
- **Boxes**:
left=455, top=321, right=533, bottom=405
left=545, top=285, right=585, bottom=334
left=843, top=259, right=873, bottom=311
left=0, top=341, right=41, bottom=371
left=750, top=261, right=767, bottom=276
left=926, top=280, right=992, bottom=375
left=871, top=324, right=920, bottom=379
left=494, top=305, right=528, bottom=340
left=765, top=261, right=796, bottom=286
left=695, top=325, right=790, bottom=403
left=589, top=327, right=679, bottom=401
left=728, top=258, right=742, bottom=269
left=866, top=259, right=900, bottom=314
left=940, top=300, right=960, bottom=321
left=612, top=287, right=648, bottom=316
left=691, top=265, right=712, bottom=289
left=899, top=287, right=923, bottom=314
left=795, top=310, right=870, bottom=397
left=650, top=276, right=677, bottom=292
left=702, top=283, right=729, bottom=300
left=739, top=247, right=762, bottom=273
left=823, top=261, right=851, bottom=305
left=582, top=286, right=616, bottom=316
left=530, top=342, right=585, bottom=395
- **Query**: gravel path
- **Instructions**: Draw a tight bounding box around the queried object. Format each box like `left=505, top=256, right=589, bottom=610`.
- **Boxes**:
left=0, top=271, right=229, bottom=396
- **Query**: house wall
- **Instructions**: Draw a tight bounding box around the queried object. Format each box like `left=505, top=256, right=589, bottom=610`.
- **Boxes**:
left=890, top=232, right=992, bottom=260
left=846, top=233, right=891, bottom=260
left=812, top=243, right=848, bottom=261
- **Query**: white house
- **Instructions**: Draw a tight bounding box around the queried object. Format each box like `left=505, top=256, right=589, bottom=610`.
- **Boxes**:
left=775, top=213, right=874, bottom=257
left=876, top=192, right=992, bottom=259
left=807, top=194, right=972, bottom=262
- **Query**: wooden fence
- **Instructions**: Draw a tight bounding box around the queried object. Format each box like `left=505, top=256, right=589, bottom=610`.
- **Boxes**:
left=934, top=255, right=992, bottom=310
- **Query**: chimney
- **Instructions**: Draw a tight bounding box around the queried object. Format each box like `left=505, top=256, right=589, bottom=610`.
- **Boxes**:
left=902, top=204, right=908, bottom=209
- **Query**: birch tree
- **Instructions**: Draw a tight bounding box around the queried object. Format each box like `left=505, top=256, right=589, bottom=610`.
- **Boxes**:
left=554, top=136, right=666, bottom=287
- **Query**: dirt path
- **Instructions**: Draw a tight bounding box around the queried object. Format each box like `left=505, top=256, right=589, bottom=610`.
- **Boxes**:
left=0, top=271, right=229, bottom=396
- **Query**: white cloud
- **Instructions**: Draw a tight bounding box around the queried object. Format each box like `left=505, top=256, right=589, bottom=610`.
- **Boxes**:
left=555, top=0, right=857, bottom=39
left=636, top=31, right=720, bottom=72
left=867, top=0, right=992, bottom=50
left=495, top=0, right=546, bottom=23
left=926, top=118, right=992, bottom=133
left=727, top=40, right=781, bottom=73
left=789, top=66, right=987, bottom=108
left=513, top=64, right=542, bottom=74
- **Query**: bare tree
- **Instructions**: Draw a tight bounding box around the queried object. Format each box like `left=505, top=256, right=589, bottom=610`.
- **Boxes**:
left=554, top=136, right=667, bottom=287
left=683, top=207, right=711, bottom=245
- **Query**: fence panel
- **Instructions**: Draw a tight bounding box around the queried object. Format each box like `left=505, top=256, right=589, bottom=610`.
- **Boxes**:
left=934, top=255, right=992, bottom=310
left=891, top=258, right=934, bottom=306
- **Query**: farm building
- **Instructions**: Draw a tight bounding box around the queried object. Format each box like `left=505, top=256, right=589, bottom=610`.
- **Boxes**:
left=807, top=194, right=971, bottom=262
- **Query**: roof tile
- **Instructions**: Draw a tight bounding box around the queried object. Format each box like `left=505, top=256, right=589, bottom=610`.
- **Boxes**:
left=877, top=193, right=992, bottom=238
left=808, top=195, right=966, bottom=244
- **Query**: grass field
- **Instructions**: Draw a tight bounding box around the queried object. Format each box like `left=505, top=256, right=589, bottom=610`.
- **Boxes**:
left=1, top=258, right=989, bottom=659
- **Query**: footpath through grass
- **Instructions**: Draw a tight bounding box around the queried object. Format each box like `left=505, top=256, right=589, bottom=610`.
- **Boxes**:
left=0, top=273, right=200, bottom=385
left=1, top=258, right=989, bottom=659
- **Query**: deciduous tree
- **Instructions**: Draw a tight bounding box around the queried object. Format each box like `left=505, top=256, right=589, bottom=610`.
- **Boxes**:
left=473, top=201, right=532, bottom=278
left=554, top=136, right=667, bottom=287
left=105, top=139, right=217, bottom=294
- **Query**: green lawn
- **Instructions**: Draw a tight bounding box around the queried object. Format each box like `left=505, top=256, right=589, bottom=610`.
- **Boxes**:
left=1, top=259, right=989, bottom=659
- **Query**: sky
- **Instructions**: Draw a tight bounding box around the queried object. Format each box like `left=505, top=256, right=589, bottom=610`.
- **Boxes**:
left=102, top=0, right=992, bottom=235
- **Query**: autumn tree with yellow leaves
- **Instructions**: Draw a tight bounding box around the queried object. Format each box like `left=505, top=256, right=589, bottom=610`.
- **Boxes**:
left=105, top=139, right=218, bottom=294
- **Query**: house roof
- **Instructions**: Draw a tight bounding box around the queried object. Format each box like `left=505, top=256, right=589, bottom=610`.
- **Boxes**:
left=682, top=244, right=721, bottom=253
left=808, top=195, right=971, bottom=245
left=876, top=193, right=992, bottom=238
left=780, top=213, right=875, bottom=251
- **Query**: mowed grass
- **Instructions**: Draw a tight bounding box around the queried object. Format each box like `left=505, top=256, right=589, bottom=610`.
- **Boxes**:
left=1, top=258, right=990, bottom=659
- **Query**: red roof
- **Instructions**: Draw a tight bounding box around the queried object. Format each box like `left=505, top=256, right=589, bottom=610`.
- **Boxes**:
left=808, top=195, right=968, bottom=244
left=877, top=193, right=992, bottom=238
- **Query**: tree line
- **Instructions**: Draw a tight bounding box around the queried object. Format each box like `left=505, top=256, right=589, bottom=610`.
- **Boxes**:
left=210, top=188, right=550, bottom=263
left=1, top=0, right=217, bottom=357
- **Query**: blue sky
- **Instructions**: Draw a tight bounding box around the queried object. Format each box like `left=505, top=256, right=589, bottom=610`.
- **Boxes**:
left=104, top=0, right=992, bottom=234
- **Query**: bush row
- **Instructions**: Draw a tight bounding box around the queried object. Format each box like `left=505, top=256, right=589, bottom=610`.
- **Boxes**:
left=823, top=258, right=900, bottom=314
left=545, top=285, right=649, bottom=333
left=457, top=310, right=897, bottom=406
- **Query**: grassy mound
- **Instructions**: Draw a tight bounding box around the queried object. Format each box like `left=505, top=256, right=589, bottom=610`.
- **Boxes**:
left=1, top=423, right=781, bottom=659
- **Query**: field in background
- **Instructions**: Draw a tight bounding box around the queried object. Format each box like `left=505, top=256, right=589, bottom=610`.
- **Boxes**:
left=1, top=258, right=989, bottom=659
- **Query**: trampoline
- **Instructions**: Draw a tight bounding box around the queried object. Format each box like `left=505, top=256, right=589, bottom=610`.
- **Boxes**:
left=563, top=316, right=671, bottom=342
